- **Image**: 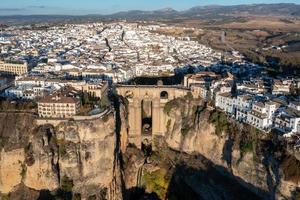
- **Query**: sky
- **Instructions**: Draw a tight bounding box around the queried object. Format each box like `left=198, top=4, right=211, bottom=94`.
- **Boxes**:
left=0, top=0, right=300, bottom=15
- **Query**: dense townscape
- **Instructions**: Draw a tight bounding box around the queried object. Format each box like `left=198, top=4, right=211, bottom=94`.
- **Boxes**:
left=0, top=22, right=299, bottom=149
left=1, top=1, right=300, bottom=199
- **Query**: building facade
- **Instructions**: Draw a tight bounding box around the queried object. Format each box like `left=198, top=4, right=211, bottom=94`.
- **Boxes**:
left=38, top=95, right=80, bottom=118
left=0, top=61, right=28, bottom=75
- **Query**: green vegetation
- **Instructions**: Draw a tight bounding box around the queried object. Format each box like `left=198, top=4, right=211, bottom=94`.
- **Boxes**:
left=123, top=98, right=129, bottom=112
left=208, top=110, right=229, bottom=136
left=184, top=92, right=193, bottom=101
left=0, top=99, right=37, bottom=111
left=142, top=169, right=170, bottom=200
left=57, top=139, right=67, bottom=157
left=163, top=98, right=181, bottom=115
left=102, top=115, right=109, bottom=123
left=294, top=190, right=300, bottom=200
left=100, top=95, right=110, bottom=109
left=61, top=175, right=74, bottom=192
left=166, top=119, right=171, bottom=132
left=1, top=194, right=9, bottom=200
left=20, top=162, right=26, bottom=179
left=24, top=143, right=35, bottom=166
left=0, top=137, right=8, bottom=149
left=181, top=123, right=191, bottom=136
left=240, top=141, right=253, bottom=154
left=237, top=125, right=262, bottom=162
left=79, top=92, right=107, bottom=115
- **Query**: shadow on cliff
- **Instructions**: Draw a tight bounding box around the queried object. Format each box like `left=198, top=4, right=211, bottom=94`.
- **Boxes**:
left=124, top=149, right=270, bottom=200
left=37, top=189, right=72, bottom=200
left=165, top=162, right=268, bottom=200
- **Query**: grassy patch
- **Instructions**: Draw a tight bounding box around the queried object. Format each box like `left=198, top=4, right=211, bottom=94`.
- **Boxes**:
left=142, top=169, right=170, bottom=199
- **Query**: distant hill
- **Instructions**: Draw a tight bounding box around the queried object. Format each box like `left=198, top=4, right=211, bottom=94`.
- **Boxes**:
left=0, top=3, right=299, bottom=25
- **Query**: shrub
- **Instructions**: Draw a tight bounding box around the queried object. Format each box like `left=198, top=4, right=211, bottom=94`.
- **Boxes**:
left=20, top=162, right=26, bottom=179
left=102, top=115, right=109, bottom=123
left=181, top=124, right=190, bottom=136
left=163, top=99, right=180, bottom=115
left=163, top=102, right=173, bottom=115
left=100, top=95, right=110, bottom=109
left=184, top=92, right=193, bottom=101
left=240, top=141, right=253, bottom=154
left=166, top=119, right=171, bottom=132
left=57, top=139, right=67, bottom=157
left=209, top=110, right=229, bottom=136
left=0, top=137, right=8, bottom=149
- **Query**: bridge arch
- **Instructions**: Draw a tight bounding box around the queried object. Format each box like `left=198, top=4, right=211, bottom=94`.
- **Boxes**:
left=116, top=85, right=190, bottom=149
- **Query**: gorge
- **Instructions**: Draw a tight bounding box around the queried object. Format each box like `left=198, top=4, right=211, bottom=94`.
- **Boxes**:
left=0, top=91, right=299, bottom=200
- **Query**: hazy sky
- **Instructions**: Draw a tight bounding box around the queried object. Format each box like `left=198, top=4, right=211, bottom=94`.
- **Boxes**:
left=1, top=0, right=300, bottom=15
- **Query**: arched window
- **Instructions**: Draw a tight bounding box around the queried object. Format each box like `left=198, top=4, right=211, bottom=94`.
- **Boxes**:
left=160, top=91, right=168, bottom=99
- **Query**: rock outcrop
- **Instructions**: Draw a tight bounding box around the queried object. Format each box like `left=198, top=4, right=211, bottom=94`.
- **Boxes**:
left=164, top=98, right=300, bottom=199
left=0, top=112, right=122, bottom=200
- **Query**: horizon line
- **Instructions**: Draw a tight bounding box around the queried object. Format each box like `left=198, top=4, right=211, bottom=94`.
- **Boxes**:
left=0, top=2, right=299, bottom=17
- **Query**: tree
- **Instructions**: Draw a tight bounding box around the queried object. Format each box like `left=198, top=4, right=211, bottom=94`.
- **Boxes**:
left=100, top=95, right=110, bottom=109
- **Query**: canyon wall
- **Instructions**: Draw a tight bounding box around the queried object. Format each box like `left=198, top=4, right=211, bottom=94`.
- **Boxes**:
left=0, top=113, right=122, bottom=200
left=164, top=97, right=300, bottom=200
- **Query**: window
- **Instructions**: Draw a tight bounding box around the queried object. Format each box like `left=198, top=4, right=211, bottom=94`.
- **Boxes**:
left=160, top=91, right=169, bottom=99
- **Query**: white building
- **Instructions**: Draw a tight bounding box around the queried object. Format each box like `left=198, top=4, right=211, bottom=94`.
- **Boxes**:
left=246, top=101, right=279, bottom=131
left=275, top=102, right=300, bottom=135
left=215, top=92, right=235, bottom=114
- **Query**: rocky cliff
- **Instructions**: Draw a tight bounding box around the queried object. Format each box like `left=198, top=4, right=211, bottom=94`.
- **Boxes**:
left=0, top=112, right=122, bottom=200
left=164, top=97, right=300, bottom=200
left=1, top=96, right=299, bottom=200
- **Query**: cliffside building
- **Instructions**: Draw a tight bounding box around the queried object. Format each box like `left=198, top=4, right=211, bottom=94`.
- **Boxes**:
left=38, top=94, right=80, bottom=118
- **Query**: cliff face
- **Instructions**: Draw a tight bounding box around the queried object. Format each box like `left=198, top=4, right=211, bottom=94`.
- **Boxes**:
left=0, top=113, right=122, bottom=200
left=164, top=98, right=300, bottom=200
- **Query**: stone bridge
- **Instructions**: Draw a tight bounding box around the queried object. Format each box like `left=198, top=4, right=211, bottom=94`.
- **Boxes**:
left=116, top=84, right=190, bottom=149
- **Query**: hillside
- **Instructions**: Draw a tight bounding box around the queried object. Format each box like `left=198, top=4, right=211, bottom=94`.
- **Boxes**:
left=0, top=3, right=299, bottom=24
